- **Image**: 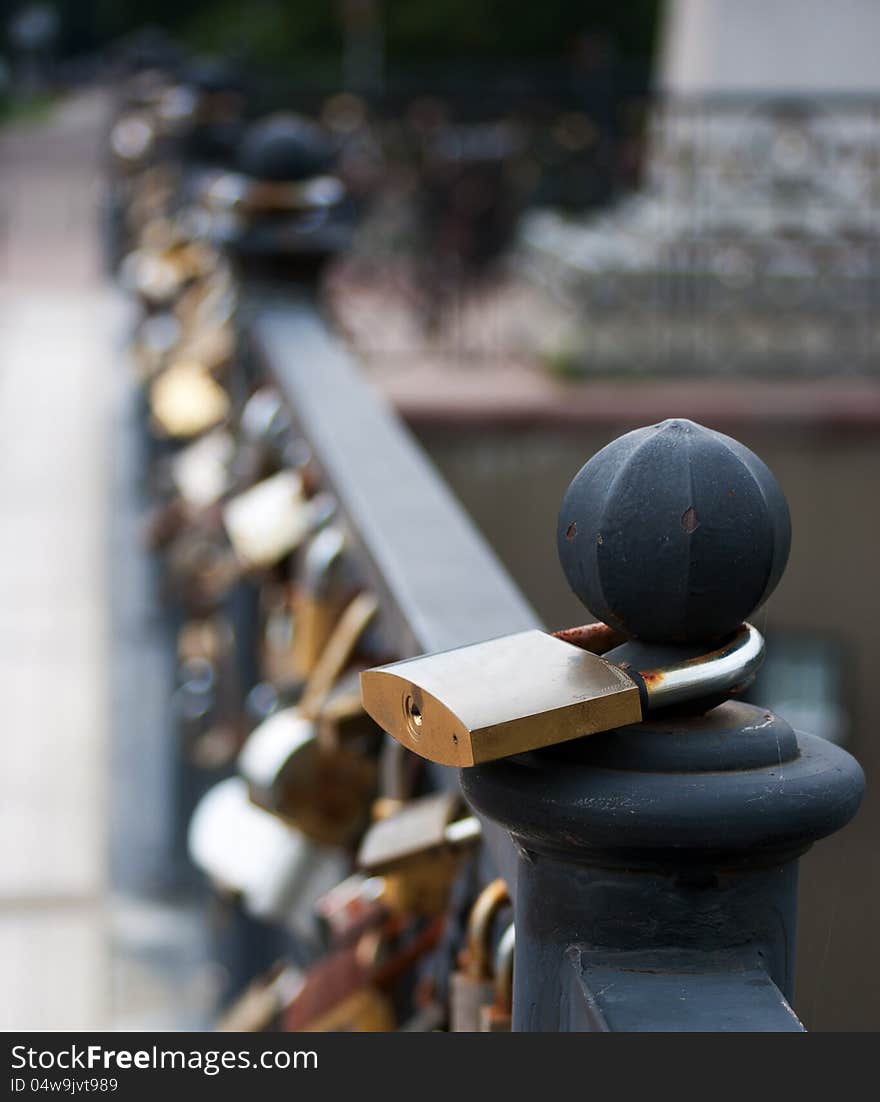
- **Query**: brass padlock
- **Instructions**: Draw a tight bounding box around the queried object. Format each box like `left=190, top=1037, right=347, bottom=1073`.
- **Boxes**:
left=356, top=792, right=481, bottom=916
left=239, top=702, right=377, bottom=847
left=360, top=621, right=764, bottom=766
left=174, top=321, right=236, bottom=377
left=449, top=879, right=510, bottom=1032
left=479, top=922, right=514, bottom=1032
left=149, top=359, right=230, bottom=439
left=239, top=592, right=380, bottom=846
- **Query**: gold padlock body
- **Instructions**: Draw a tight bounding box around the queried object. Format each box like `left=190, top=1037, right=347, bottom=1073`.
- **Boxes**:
left=291, top=591, right=350, bottom=682
left=149, top=360, right=230, bottom=438
left=361, top=630, right=642, bottom=767
left=381, top=848, right=465, bottom=916
left=248, top=733, right=377, bottom=848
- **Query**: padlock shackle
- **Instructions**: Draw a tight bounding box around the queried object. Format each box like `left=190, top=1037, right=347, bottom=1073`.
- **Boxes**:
left=555, top=621, right=765, bottom=713
left=465, top=879, right=510, bottom=982
left=637, top=622, right=765, bottom=710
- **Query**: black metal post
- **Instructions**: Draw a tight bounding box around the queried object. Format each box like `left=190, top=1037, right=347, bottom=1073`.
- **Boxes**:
left=463, top=419, right=864, bottom=1032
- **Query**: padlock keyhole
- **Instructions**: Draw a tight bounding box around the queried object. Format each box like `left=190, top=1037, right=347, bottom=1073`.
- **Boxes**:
left=404, top=694, right=423, bottom=741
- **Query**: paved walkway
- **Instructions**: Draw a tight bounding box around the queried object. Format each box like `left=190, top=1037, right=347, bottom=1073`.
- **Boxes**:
left=0, top=92, right=119, bottom=1030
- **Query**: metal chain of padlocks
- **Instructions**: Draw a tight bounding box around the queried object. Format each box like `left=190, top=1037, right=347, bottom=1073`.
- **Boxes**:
left=107, top=62, right=513, bottom=1033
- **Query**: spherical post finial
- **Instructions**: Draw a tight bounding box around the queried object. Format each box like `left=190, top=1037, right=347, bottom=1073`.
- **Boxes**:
left=557, top=419, right=791, bottom=643
left=238, top=113, right=336, bottom=182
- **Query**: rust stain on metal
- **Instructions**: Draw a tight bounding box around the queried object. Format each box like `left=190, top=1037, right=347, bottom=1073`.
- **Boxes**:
left=553, top=622, right=626, bottom=654
left=565, top=521, right=578, bottom=541
left=681, top=506, right=699, bottom=533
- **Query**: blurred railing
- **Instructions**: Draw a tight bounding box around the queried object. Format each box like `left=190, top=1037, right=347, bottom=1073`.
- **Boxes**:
left=249, top=298, right=539, bottom=887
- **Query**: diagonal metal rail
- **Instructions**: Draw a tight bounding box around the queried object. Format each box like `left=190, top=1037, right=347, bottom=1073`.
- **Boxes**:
left=250, top=298, right=540, bottom=885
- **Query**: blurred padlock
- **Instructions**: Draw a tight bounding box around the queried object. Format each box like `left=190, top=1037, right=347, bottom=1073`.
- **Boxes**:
left=281, top=943, right=395, bottom=1032
left=239, top=592, right=380, bottom=846
left=479, top=923, right=514, bottom=1032
left=171, top=428, right=236, bottom=510
left=221, top=469, right=310, bottom=569
left=239, top=701, right=377, bottom=847
left=188, top=776, right=349, bottom=943
left=449, top=879, right=510, bottom=1032
left=163, top=524, right=239, bottom=610
left=149, top=359, right=230, bottom=439
left=233, top=386, right=296, bottom=488
left=110, top=110, right=156, bottom=169
left=357, top=792, right=481, bottom=917
left=129, top=311, right=181, bottom=380
left=215, top=961, right=304, bottom=1033
left=120, top=246, right=183, bottom=307
left=290, top=526, right=349, bottom=682
left=259, top=582, right=300, bottom=689
left=283, top=915, right=445, bottom=1032
left=175, top=259, right=234, bottom=316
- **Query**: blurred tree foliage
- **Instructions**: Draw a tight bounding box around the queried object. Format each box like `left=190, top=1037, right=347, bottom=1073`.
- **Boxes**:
left=1, top=0, right=658, bottom=70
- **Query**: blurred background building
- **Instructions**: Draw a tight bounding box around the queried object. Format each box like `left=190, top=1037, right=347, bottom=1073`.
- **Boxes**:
left=0, top=0, right=877, bottom=1032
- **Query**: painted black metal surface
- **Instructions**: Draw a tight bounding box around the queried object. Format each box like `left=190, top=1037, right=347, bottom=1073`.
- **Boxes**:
left=237, top=114, right=337, bottom=181
left=464, top=421, right=863, bottom=1031
left=557, top=418, right=791, bottom=643
left=567, top=949, right=804, bottom=1033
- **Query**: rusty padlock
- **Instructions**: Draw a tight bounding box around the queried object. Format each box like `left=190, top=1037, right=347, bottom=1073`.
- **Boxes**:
left=283, top=916, right=445, bottom=1032
left=449, top=879, right=510, bottom=1032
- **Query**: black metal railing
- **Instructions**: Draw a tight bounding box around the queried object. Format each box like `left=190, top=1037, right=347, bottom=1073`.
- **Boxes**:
left=250, top=298, right=539, bottom=888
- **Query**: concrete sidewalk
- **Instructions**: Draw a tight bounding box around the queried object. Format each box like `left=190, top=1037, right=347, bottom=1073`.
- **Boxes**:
left=0, top=92, right=118, bottom=1030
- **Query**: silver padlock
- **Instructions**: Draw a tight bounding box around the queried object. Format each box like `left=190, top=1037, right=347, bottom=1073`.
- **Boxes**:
left=479, top=923, right=514, bottom=1032
left=188, top=776, right=349, bottom=944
